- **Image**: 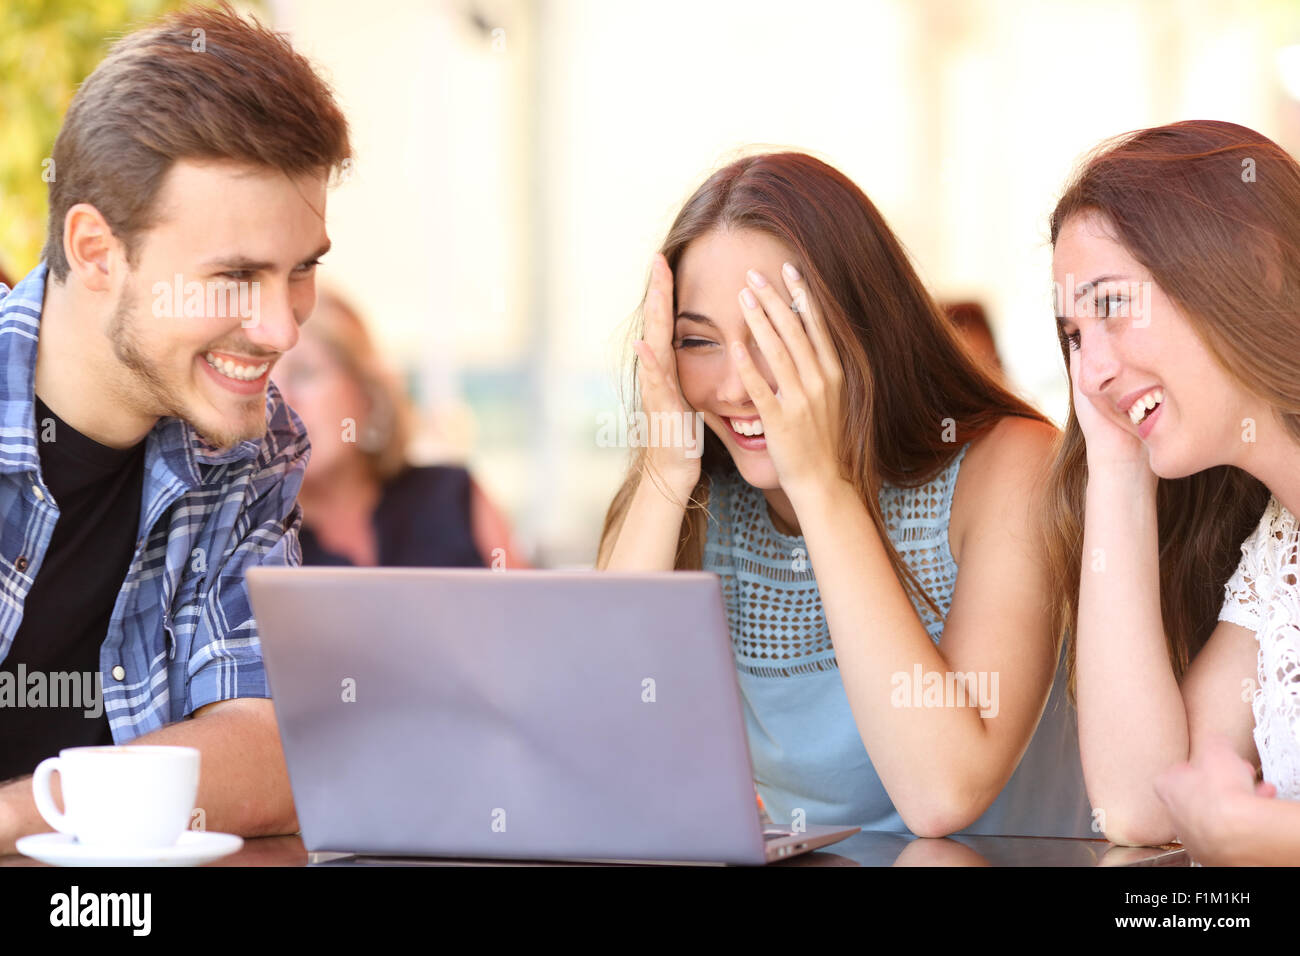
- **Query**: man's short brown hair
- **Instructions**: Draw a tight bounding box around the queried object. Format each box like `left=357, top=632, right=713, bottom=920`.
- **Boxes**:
left=42, top=2, right=352, bottom=281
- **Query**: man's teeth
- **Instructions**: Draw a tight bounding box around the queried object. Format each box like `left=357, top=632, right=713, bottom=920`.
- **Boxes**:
left=204, top=352, right=269, bottom=382
left=731, top=418, right=764, bottom=437
left=1127, top=387, right=1165, bottom=425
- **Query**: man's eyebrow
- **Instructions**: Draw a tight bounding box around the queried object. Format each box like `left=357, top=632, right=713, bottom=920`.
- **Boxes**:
left=200, top=254, right=274, bottom=272
left=1073, top=274, right=1129, bottom=301
left=675, top=310, right=715, bottom=327
left=199, top=241, right=331, bottom=272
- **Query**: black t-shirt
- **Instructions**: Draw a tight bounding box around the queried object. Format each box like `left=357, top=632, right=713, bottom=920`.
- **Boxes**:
left=0, top=397, right=146, bottom=780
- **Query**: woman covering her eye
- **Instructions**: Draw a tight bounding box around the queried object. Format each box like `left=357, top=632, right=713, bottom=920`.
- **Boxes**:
left=1046, top=120, right=1300, bottom=864
left=597, top=151, right=1092, bottom=838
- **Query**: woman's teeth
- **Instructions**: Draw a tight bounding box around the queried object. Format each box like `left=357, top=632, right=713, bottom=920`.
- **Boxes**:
left=205, top=352, right=269, bottom=382
left=1127, top=387, right=1164, bottom=425
left=730, top=418, right=764, bottom=437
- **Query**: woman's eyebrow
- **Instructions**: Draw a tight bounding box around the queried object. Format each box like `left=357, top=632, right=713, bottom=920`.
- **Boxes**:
left=1074, top=274, right=1130, bottom=300
left=675, top=310, right=716, bottom=327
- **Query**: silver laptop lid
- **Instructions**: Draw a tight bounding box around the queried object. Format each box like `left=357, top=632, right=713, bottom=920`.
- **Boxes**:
left=246, top=568, right=768, bottom=864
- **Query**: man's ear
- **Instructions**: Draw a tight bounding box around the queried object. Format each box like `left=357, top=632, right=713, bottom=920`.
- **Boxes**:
left=62, top=203, right=123, bottom=293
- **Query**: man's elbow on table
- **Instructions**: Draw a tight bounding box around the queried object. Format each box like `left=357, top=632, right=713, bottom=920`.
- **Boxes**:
left=224, top=788, right=299, bottom=839
left=186, top=698, right=300, bottom=838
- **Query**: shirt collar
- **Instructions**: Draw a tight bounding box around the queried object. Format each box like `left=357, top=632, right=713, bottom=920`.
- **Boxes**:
left=0, top=261, right=263, bottom=488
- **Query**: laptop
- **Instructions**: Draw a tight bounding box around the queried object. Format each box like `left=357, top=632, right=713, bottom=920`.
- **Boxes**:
left=245, top=568, right=859, bottom=865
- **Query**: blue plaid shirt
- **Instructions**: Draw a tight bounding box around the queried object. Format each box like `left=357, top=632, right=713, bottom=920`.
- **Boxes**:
left=0, top=262, right=308, bottom=740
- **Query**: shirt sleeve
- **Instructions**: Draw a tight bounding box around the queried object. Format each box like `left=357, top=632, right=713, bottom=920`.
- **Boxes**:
left=1218, top=497, right=1274, bottom=633
left=184, top=392, right=309, bottom=715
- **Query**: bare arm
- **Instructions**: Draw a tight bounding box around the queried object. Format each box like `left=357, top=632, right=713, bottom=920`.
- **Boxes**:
left=1072, top=372, right=1260, bottom=844
left=1061, top=330, right=1214, bottom=846
left=0, top=697, right=295, bottom=855
left=598, top=467, right=694, bottom=571
left=598, top=254, right=701, bottom=572
left=792, top=418, right=1060, bottom=837
left=1074, top=464, right=1190, bottom=845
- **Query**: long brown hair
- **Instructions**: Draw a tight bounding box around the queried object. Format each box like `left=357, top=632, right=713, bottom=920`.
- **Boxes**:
left=1044, top=120, right=1292, bottom=693
left=598, top=151, right=1050, bottom=618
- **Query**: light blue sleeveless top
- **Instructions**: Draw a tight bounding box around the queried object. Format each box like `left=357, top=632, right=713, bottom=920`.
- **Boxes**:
left=701, top=443, right=1093, bottom=837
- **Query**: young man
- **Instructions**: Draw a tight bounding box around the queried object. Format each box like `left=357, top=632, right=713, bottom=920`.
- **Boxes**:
left=0, top=3, right=350, bottom=852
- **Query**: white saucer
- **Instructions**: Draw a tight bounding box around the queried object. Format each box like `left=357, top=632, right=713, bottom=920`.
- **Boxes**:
left=16, top=830, right=243, bottom=867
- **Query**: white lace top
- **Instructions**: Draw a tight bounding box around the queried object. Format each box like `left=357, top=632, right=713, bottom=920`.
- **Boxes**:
left=1218, top=495, right=1300, bottom=799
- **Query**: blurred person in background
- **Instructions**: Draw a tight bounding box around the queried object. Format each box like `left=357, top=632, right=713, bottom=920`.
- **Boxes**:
left=1048, top=119, right=1300, bottom=864
left=275, top=290, right=528, bottom=570
left=944, top=301, right=1004, bottom=383
left=597, top=151, right=1090, bottom=839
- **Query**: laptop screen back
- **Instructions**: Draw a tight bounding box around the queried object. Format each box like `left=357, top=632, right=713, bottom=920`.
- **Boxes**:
left=246, top=568, right=766, bottom=864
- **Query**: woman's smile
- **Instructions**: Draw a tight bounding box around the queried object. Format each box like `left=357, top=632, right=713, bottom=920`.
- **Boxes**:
left=723, top=414, right=767, bottom=450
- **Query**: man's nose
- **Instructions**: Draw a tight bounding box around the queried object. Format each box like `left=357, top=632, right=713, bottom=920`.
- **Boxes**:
left=241, top=283, right=300, bottom=354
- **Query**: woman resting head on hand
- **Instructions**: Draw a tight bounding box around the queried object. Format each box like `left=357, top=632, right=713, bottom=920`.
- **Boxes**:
left=1046, top=119, right=1300, bottom=862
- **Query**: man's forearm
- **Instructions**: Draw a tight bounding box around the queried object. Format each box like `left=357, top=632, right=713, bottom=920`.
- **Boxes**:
left=0, top=697, right=297, bottom=855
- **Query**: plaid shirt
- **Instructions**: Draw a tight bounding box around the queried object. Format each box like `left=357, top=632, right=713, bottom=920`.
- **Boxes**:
left=0, top=262, right=308, bottom=740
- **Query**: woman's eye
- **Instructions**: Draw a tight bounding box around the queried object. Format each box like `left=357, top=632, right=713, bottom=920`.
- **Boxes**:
left=1097, top=293, right=1126, bottom=318
left=675, top=337, right=712, bottom=349
left=220, top=271, right=252, bottom=282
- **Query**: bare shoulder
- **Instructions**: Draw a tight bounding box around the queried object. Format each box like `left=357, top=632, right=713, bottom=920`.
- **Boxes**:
left=949, top=416, right=1059, bottom=565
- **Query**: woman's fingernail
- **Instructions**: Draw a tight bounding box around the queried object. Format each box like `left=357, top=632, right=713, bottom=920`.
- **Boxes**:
left=746, top=269, right=767, bottom=288
left=740, top=288, right=757, bottom=308
left=783, top=262, right=801, bottom=282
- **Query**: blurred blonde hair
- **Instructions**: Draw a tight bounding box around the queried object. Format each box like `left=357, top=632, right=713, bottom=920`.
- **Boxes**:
left=302, top=289, right=412, bottom=481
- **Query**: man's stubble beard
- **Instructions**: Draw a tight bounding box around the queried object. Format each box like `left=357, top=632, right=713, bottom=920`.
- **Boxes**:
left=109, top=282, right=262, bottom=452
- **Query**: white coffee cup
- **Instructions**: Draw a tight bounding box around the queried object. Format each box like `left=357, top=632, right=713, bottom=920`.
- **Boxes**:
left=32, top=745, right=201, bottom=849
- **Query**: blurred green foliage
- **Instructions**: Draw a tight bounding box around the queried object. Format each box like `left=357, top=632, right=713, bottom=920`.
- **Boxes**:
left=0, top=1, right=259, bottom=278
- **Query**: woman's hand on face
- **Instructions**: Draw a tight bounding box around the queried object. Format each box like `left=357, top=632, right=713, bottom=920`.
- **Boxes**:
left=632, top=254, right=703, bottom=493
left=731, top=262, right=846, bottom=498
left=1068, top=345, right=1152, bottom=477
